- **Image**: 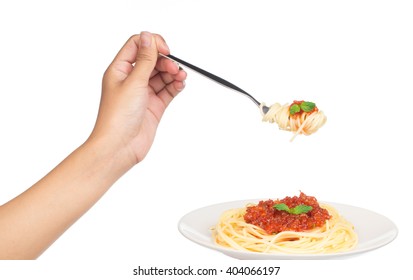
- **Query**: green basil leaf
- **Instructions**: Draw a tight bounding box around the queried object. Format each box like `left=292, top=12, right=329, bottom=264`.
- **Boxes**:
left=291, top=205, right=313, bottom=215
left=273, top=203, right=290, bottom=212
left=300, top=101, right=316, bottom=112
left=289, top=104, right=301, bottom=115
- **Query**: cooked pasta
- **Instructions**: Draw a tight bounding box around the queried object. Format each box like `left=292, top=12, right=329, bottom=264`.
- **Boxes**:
left=261, top=101, right=327, bottom=141
left=212, top=193, right=357, bottom=254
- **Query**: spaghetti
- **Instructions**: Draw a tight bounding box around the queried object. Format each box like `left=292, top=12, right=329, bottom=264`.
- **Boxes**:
left=261, top=101, right=327, bottom=141
left=212, top=193, right=357, bottom=254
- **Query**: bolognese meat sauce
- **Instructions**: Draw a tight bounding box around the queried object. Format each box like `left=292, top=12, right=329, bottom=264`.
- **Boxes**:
left=243, top=192, right=331, bottom=234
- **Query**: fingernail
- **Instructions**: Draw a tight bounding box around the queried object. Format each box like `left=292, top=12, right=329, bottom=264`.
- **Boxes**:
left=140, top=31, right=152, bottom=48
left=178, top=80, right=186, bottom=91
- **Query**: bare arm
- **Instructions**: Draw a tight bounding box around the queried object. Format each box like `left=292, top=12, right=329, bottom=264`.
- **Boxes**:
left=0, top=32, right=186, bottom=259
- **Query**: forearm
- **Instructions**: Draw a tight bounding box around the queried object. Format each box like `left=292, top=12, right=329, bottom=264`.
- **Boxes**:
left=0, top=136, right=134, bottom=259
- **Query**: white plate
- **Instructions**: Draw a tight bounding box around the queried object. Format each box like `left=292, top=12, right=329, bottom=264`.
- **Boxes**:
left=178, top=199, right=398, bottom=260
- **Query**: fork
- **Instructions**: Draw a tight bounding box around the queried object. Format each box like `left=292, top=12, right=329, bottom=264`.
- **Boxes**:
left=159, top=53, right=270, bottom=114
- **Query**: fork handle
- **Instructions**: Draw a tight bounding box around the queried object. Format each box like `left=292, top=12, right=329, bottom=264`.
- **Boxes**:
left=162, top=54, right=261, bottom=107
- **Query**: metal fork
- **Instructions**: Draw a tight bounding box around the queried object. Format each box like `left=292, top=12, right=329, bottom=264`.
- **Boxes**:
left=159, top=53, right=269, bottom=114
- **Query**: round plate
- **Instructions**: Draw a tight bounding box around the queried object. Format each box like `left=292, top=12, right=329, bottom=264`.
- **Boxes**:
left=178, top=199, right=398, bottom=260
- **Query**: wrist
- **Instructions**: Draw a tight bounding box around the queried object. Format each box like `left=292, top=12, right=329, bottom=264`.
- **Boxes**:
left=83, top=133, right=137, bottom=177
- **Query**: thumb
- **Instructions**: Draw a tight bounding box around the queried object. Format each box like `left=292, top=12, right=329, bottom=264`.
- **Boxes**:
left=128, top=31, right=158, bottom=87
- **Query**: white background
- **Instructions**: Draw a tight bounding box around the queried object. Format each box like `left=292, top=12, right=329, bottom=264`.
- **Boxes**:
left=0, top=0, right=412, bottom=279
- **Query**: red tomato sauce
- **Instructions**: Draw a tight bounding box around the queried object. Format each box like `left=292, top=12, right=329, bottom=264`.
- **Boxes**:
left=243, top=192, right=331, bottom=234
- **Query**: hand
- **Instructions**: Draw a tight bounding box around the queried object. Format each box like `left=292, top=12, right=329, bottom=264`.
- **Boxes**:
left=0, top=32, right=186, bottom=259
left=91, top=31, right=187, bottom=165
